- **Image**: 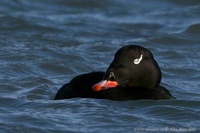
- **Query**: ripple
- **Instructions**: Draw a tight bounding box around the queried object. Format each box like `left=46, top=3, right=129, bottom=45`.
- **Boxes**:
left=184, top=23, right=200, bottom=34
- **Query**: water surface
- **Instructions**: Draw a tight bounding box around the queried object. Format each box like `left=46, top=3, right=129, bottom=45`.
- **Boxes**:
left=0, top=0, right=200, bottom=132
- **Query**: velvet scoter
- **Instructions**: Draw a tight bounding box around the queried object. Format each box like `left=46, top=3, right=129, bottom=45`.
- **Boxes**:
left=54, top=45, right=175, bottom=100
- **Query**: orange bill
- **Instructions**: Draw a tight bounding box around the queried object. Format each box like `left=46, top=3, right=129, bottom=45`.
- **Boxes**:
left=92, top=80, right=118, bottom=91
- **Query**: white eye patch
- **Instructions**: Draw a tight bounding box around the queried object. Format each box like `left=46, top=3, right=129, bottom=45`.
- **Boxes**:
left=134, top=54, right=143, bottom=64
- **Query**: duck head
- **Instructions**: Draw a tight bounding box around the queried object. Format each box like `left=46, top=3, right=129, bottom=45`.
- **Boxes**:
left=93, top=45, right=161, bottom=91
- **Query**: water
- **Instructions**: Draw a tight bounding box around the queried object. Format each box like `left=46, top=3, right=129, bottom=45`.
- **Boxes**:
left=0, top=0, right=200, bottom=132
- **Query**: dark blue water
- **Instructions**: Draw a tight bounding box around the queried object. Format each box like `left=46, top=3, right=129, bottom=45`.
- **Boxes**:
left=0, top=0, right=200, bottom=132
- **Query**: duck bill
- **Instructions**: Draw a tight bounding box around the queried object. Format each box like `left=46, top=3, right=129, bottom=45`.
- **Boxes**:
left=92, top=80, right=118, bottom=91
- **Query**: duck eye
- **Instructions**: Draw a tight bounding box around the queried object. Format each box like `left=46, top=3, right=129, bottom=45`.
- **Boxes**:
left=134, top=54, right=143, bottom=64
